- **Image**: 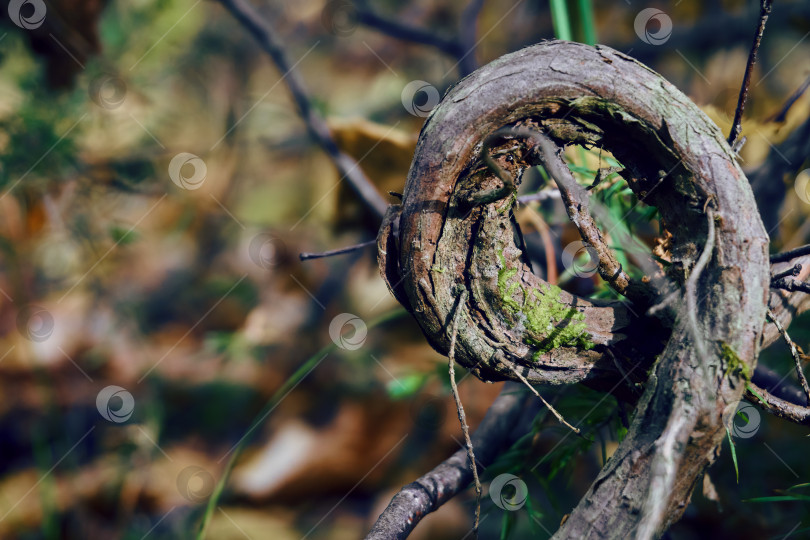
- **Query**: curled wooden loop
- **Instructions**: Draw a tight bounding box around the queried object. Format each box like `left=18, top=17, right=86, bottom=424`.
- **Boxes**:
left=378, top=41, right=770, bottom=537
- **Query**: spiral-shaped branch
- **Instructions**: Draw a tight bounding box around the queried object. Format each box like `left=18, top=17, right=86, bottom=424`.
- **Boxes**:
left=377, top=41, right=770, bottom=538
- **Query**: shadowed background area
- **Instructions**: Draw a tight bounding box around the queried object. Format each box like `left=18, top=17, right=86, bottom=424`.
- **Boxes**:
left=0, top=0, right=809, bottom=538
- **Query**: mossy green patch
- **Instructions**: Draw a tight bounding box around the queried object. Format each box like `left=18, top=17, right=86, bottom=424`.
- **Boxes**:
left=497, top=251, right=594, bottom=359
left=721, top=343, right=751, bottom=381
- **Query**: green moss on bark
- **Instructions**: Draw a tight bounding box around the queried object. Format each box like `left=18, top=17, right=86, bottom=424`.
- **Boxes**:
left=721, top=343, right=752, bottom=381
left=498, top=251, right=594, bottom=358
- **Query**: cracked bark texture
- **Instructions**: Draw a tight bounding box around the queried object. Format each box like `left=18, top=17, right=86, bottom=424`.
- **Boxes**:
left=377, top=41, right=770, bottom=538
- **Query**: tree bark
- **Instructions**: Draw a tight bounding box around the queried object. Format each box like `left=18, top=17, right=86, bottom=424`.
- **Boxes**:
left=377, top=41, right=770, bottom=539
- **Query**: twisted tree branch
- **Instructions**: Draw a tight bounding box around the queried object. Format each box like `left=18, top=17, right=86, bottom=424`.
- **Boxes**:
left=378, top=41, right=770, bottom=539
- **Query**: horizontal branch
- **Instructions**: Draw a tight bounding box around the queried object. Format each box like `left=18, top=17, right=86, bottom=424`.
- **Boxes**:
left=771, top=245, right=810, bottom=263
left=748, top=382, right=810, bottom=425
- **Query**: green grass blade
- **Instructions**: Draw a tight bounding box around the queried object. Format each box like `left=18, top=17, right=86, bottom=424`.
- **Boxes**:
left=196, top=308, right=407, bottom=539
left=577, top=0, right=597, bottom=45
left=744, top=494, right=810, bottom=503
left=726, top=427, right=739, bottom=484
left=746, top=382, right=767, bottom=406
left=550, top=0, right=573, bottom=41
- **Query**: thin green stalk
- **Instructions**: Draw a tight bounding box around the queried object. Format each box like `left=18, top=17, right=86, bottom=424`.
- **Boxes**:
left=550, top=0, right=573, bottom=41
left=577, top=0, right=597, bottom=45
left=726, top=427, right=739, bottom=483
left=32, top=369, right=59, bottom=540
left=196, top=308, right=407, bottom=539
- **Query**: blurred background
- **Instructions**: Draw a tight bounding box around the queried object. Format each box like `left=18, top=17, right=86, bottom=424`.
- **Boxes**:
left=0, top=0, right=809, bottom=538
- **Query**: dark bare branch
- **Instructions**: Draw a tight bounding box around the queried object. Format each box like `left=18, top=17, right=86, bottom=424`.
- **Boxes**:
left=299, top=239, right=376, bottom=261
left=365, top=383, right=530, bottom=540
left=354, top=0, right=484, bottom=76
left=767, top=309, right=810, bottom=404
left=728, top=0, right=773, bottom=147
left=771, top=245, right=810, bottom=263
left=772, top=263, right=803, bottom=281
left=218, top=0, right=388, bottom=218
left=771, top=278, right=810, bottom=295
left=748, top=382, right=810, bottom=425
left=771, top=73, right=810, bottom=123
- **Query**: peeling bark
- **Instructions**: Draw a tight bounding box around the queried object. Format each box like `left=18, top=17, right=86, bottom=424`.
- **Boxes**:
left=376, top=41, right=771, bottom=538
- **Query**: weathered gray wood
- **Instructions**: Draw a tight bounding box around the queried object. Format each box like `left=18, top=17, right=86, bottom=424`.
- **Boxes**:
left=377, top=40, right=770, bottom=539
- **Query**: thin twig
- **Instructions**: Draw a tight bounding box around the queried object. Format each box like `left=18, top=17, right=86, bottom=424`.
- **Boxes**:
left=771, top=73, right=810, bottom=123
left=463, top=130, right=520, bottom=207
left=365, top=382, right=529, bottom=539
left=517, top=189, right=561, bottom=203
left=354, top=0, right=484, bottom=76
left=727, top=0, right=773, bottom=147
left=503, top=361, right=581, bottom=435
left=447, top=289, right=481, bottom=537
left=606, top=346, right=640, bottom=398
left=354, top=3, right=463, bottom=59
left=218, top=0, right=388, bottom=218
left=528, top=129, right=652, bottom=305
left=299, top=239, right=376, bottom=261
left=771, top=244, right=810, bottom=263
left=771, top=263, right=803, bottom=282
left=771, top=278, right=810, bottom=295
left=518, top=205, right=558, bottom=284
left=767, top=308, right=810, bottom=404
left=747, top=382, right=810, bottom=425
left=684, top=208, right=716, bottom=374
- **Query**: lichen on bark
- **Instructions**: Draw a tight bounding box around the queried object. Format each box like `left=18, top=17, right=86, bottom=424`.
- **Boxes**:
left=376, top=40, right=770, bottom=539
left=497, top=250, right=594, bottom=357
